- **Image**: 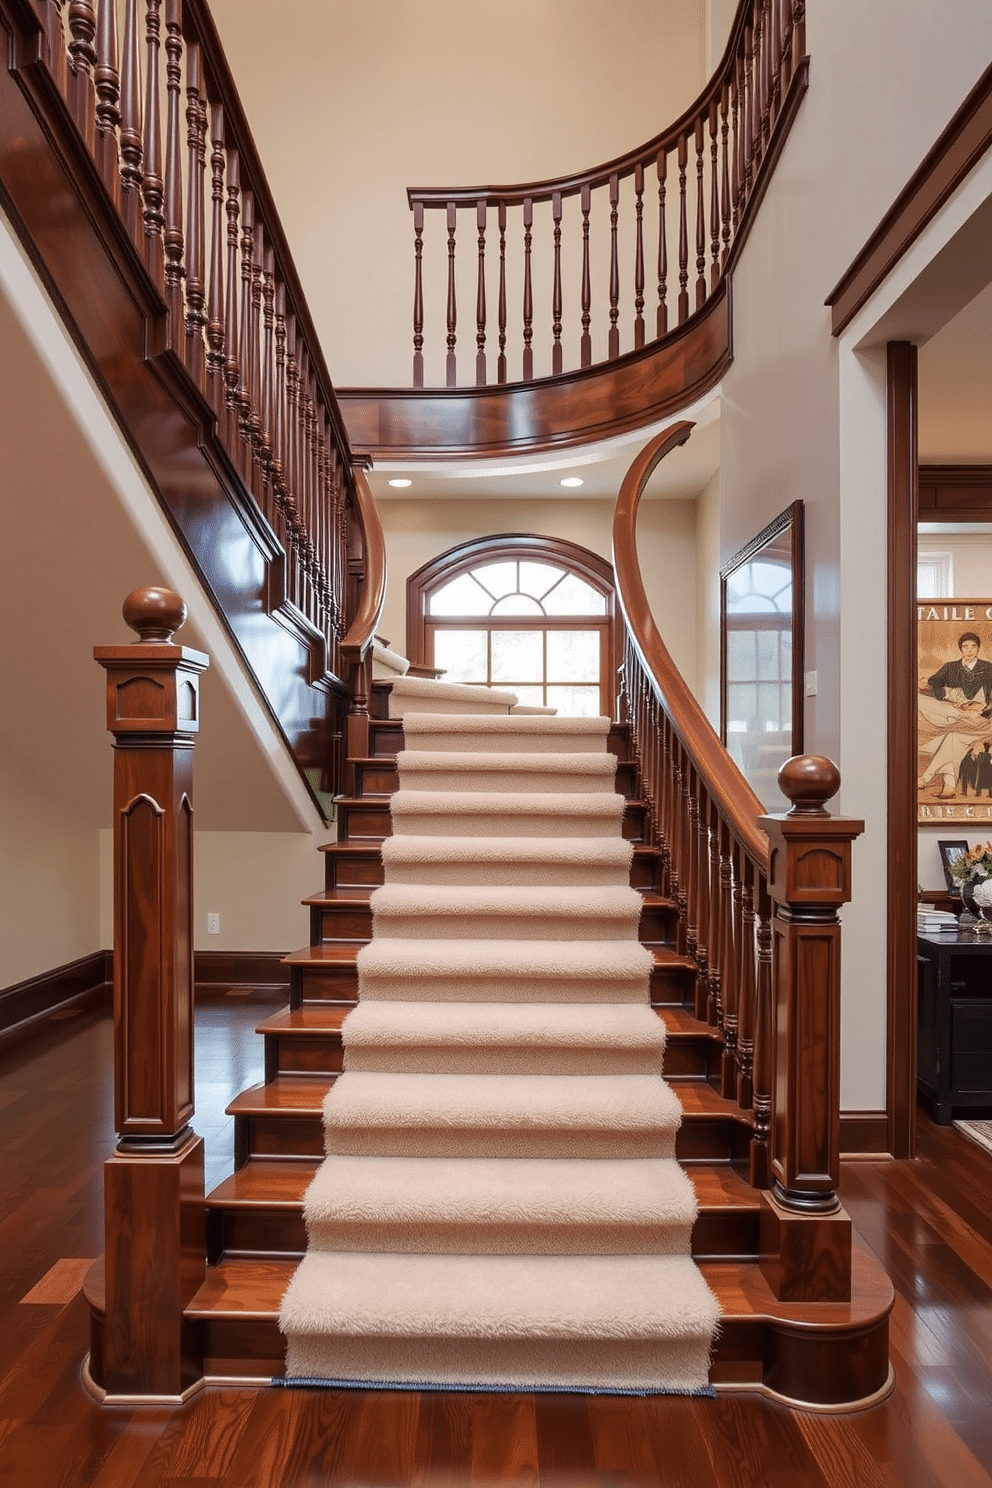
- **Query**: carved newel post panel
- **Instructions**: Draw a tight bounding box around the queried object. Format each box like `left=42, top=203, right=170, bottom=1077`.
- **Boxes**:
left=758, top=756, right=864, bottom=1304
left=94, top=587, right=209, bottom=1398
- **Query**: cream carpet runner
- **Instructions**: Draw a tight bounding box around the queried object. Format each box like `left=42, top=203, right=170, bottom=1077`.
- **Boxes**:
left=280, top=708, right=720, bottom=1391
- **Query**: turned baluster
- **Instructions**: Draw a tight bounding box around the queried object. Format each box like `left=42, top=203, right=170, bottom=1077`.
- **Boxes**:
left=657, top=714, right=674, bottom=900
left=691, top=777, right=710, bottom=1022
left=222, top=148, right=241, bottom=448
left=656, top=149, right=668, bottom=338
left=475, top=199, right=487, bottom=386
left=633, top=163, right=645, bottom=350
left=672, top=746, right=689, bottom=957
left=496, top=201, right=508, bottom=384
left=412, top=200, right=424, bottom=388
left=94, top=0, right=121, bottom=202
left=608, top=174, right=620, bottom=359
left=742, top=22, right=755, bottom=198
left=757, top=756, right=862, bottom=1302
left=236, top=188, right=254, bottom=469
left=162, top=0, right=184, bottom=343
left=141, top=0, right=165, bottom=289
left=768, top=0, right=783, bottom=130
left=735, top=848, right=756, bottom=1112
left=283, top=316, right=300, bottom=598
left=205, top=100, right=226, bottom=417
left=271, top=280, right=287, bottom=523
left=119, top=0, right=143, bottom=244
left=708, top=99, right=720, bottom=290
left=68, top=1, right=97, bottom=151
left=706, top=800, right=723, bottom=1028
left=94, top=587, right=208, bottom=1398
left=718, top=821, right=740, bottom=1099
left=551, top=191, right=563, bottom=376
left=183, top=36, right=208, bottom=385
left=260, top=244, right=275, bottom=513
left=249, top=220, right=265, bottom=479
left=676, top=134, right=689, bottom=323
left=579, top=184, right=592, bottom=367
left=445, top=200, right=457, bottom=388
left=694, top=117, right=706, bottom=309
left=750, top=868, right=772, bottom=1189
left=760, top=0, right=773, bottom=153
left=732, top=52, right=743, bottom=228
left=720, top=84, right=732, bottom=267
left=522, top=197, right=534, bottom=381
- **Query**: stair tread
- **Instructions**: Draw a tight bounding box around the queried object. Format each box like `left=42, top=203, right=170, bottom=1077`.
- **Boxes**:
left=319, top=842, right=384, bottom=856
left=256, top=1007, right=349, bottom=1036
left=207, top=1159, right=317, bottom=1207
left=227, top=1078, right=331, bottom=1116
left=187, top=1243, right=892, bottom=1327
left=676, top=1083, right=751, bottom=1120
left=657, top=1006, right=724, bottom=1038
left=283, top=945, right=362, bottom=967
left=303, top=887, right=375, bottom=907
left=205, top=1155, right=756, bottom=1217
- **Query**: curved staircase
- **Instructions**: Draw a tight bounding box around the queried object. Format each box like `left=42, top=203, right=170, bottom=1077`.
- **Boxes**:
left=190, top=680, right=893, bottom=1405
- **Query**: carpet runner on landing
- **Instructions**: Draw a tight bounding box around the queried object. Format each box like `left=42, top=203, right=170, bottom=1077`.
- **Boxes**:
left=279, top=707, right=720, bottom=1391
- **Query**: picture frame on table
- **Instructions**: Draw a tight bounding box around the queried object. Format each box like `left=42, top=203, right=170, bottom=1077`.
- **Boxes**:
left=936, top=839, right=969, bottom=895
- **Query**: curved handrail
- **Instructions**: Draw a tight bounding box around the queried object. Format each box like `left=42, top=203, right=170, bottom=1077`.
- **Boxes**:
left=612, top=423, right=769, bottom=870
left=407, top=0, right=807, bottom=386
left=340, top=464, right=387, bottom=660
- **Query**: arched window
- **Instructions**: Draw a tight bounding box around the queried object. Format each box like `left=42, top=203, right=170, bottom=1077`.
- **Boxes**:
left=407, top=535, right=617, bottom=717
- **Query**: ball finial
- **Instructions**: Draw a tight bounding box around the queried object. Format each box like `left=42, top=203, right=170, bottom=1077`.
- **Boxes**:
left=778, top=754, right=841, bottom=816
left=121, top=586, right=187, bottom=643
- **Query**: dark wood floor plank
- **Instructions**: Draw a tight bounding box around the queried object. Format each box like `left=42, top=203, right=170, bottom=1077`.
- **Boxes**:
left=533, top=1392, right=599, bottom=1486
left=470, top=1393, right=539, bottom=1486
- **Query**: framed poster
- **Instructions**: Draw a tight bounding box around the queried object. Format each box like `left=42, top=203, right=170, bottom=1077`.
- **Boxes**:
left=720, top=502, right=804, bottom=808
left=918, top=600, right=992, bottom=823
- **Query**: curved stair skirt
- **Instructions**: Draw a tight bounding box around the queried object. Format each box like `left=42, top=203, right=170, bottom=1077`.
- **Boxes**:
left=83, top=694, right=893, bottom=1407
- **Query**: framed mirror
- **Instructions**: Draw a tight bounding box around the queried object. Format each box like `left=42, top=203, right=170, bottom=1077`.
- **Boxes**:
left=720, top=501, right=805, bottom=807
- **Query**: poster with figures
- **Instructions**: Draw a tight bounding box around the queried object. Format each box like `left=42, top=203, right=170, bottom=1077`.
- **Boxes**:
left=918, top=601, right=992, bottom=823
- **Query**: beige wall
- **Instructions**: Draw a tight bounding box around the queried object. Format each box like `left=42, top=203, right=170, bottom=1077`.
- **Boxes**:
left=377, top=495, right=700, bottom=689
left=0, top=737, right=101, bottom=987
left=694, top=468, right=722, bottom=727
left=717, top=0, right=992, bottom=1109
left=208, top=0, right=708, bottom=387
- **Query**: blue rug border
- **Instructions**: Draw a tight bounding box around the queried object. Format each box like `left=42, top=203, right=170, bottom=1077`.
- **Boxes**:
left=273, top=1375, right=715, bottom=1397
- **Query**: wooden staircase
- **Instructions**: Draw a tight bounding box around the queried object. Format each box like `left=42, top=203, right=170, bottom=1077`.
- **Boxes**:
left=184, top=703, right=893, bottom=1405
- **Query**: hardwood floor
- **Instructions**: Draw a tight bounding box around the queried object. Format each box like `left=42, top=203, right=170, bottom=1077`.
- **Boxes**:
left=2, top=995, right=992, bottom=1487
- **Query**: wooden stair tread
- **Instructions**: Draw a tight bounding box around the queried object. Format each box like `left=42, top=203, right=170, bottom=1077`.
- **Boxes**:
left=256, top=1007, right=349, bottom=1036
left=676, top=1083, right=752, bottom=1121
left=658, top=1006, right=723, bottom=1038
left=283, top=945, right=360, bottom=967
left=227, top=1078, right=331, bottom=1117
left=319, top=841, right=384, bottom=857
left=207, top=1159, right=317, bottom=1207
left=691, top=1165, right=761, bottom=1210
left=651, top=947, right=695, bottom=970
left=302, top=887, right=375, bottom=907
left=187, top=1243, right=892, bottom=1330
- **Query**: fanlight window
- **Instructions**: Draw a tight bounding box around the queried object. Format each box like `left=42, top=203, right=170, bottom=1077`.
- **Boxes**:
left=413, top=541, right=615, bottom=718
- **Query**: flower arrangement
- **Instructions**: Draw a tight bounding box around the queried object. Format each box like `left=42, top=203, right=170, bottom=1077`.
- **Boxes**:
left=946, top=842, right=992, bottom=885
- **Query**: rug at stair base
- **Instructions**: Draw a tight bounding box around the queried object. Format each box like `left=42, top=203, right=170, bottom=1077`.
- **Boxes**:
left=280, top=709, right=720, bottom=1391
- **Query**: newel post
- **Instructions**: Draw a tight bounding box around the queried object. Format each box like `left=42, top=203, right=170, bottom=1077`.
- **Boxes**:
left=757, top=755, right=864, bottom=1303
left=93, top=587, right=209, bottom=1399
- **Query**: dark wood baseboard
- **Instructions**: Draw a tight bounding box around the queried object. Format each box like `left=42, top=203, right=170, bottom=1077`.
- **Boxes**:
left=194, top=950, right=291, bottom=999
left=841, top=1111, right=892, bottom=1157
left=0, top=950, right=112, bottom=1038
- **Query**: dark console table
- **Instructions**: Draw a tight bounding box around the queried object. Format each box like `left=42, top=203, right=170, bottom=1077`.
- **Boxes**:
left=918, top=929, right=992, bottom=1124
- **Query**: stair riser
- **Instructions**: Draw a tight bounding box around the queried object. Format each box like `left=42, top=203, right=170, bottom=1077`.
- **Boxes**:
left=355, top=760, right=399, bottom=795
left=338, top=801, right=392, bottom=841
left=692, top=1208, right=761, bottom=1260
left=291, top=965, right=358, bottom=1005
left=207, top=1207, right=307, bottom=1264
left=323, top=849, right=384, bottom=890
left=370, top=721, right=404, bottom=757
left=309, top=904, right=373, bottom=943
left=662, top=1037, right=723, bottom=1081
left=676, top=1119, right=753, bottom=1164
left=265, top=1034, right=344, bottom=1081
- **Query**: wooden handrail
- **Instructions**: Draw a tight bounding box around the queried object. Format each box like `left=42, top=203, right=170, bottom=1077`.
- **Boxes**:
left=612, top=423, right=769, bottom=871
left=340, top=465, right=387, bottom=661
left=613, top=426, right=864, bottom=1303
left=407, top=0, right=807, bottom=386
left=19, top=0, right=388, bottom=812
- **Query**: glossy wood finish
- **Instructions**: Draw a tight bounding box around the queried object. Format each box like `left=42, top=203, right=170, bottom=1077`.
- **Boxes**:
left=614, top=429, right=865, bottom=1303
left=0, top=0, right=382, bottom=817
left=6, top=998, right=992, bottom=1483
left=93, top=588, right=208, bottom=1397
left=339, top=285, right=731, bottom=459
left=919, top=463, right=992, bottom=521
left=827, top=60, right=992, bottom=335
left=0, top=949, right=112, bottom=1035
left=887, top=343, right=919, bottom=1163
left=405, top=0, right=806, bottom=387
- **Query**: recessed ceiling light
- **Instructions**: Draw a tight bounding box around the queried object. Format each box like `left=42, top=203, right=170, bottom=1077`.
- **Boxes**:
left=559, top=477, right=583, bottom=488
left=388, top=478, right=412, bottom=488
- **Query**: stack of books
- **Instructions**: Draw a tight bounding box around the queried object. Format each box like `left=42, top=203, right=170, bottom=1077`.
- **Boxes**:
left=917, top=906, right=959, bottom=934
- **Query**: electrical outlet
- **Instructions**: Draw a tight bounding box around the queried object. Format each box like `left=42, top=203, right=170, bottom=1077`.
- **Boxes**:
left=206, top=912, right=221, bottom=935
left=804, top=670, right=818, bottom=698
